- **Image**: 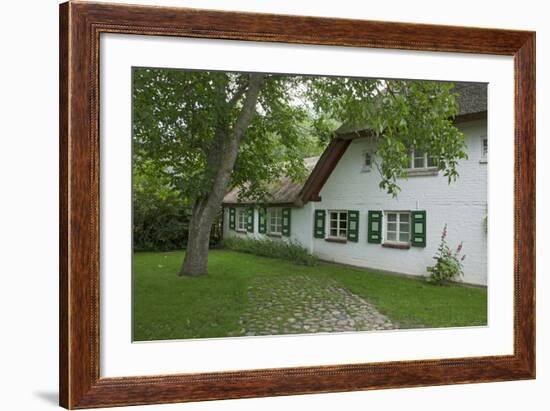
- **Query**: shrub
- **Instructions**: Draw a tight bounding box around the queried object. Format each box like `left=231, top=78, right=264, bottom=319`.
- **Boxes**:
left=132, top=168, right=222, bottom=251
left=222, top=236, right=317, bottom=266
left=426, top=224, right=466, bottom=285
left=133, top=171, right=190, bottom=252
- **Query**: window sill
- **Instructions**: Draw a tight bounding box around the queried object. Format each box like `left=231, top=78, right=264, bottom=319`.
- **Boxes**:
left=403, top=167, right=438, bottom=177
left=236, top=229, right=248, bottom=234
left=479, top=159, right=488, bottom=164
left=325, top=237, right=347, bottom=244
left=382, top=242, right=410, bottom=250
left=266, top=233, right=282, bottom=238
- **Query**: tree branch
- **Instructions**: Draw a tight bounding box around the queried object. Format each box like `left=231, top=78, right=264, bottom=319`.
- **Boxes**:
left=229, top=73, right=266, bottom=144
left=202, top=73, right=266, bottom=216
left=227, top=82, right=248, bottom=107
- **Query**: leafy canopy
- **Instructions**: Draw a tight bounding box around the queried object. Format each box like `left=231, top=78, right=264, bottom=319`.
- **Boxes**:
left=133, top=68, right=467, bottom=199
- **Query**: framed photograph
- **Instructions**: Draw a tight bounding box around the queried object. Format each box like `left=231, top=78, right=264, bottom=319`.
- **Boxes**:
left=59, top=1, right=535, bottom=409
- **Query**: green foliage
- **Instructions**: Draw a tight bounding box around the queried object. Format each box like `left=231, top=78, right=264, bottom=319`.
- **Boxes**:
left=305, top=78, right=467, bottom=196
left=133, top=165, right=191, bottom=251
left=427, top=224, right=466, bottom=285
left=133, top=68, right=467, bottom=201
left=133, top=250, right=487, bottom=341
left=222, top=237, right=317, bottom=266
left=133, top=69, right=316, bottom=203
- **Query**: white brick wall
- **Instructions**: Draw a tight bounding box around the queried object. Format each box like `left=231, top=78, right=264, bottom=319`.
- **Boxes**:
left=313, top=119, right=487, bottom=285
left=223, top=119, right=487, bottom=285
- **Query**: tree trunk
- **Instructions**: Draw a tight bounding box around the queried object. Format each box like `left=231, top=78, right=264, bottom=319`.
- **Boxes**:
left=179, top=199, right=213, bottom=276
left=178, top=73, right=266, bottom=277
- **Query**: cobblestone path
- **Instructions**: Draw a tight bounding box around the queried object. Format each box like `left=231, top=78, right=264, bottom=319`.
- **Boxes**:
left=239, top=275, right=395, bottom=336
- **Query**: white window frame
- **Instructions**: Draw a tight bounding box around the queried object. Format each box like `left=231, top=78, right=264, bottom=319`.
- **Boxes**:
left=480, top=135, right=488, bottom=163
left=383, top=211, right=411, bottom=245
left=236, top=208, right=247, bottom=231
left=268, top=208, right=283, bottom=235
left=328, top=210, right=348, bottom=239
left=361, top=150, right=373, bottom=172
left=408, top=148, right=437, bottom=170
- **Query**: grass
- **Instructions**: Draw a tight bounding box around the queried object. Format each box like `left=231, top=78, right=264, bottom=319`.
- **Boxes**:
left=133, top=250, right=487, bottom=341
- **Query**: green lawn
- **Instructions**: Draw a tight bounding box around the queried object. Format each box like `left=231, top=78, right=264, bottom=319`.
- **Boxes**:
left=133, top=250, right=487, bottom=341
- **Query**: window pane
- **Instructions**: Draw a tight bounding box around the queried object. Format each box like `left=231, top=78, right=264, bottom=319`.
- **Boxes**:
left=339, top=230, right=347, bottom=238
left=427, top=156, right=437, bottom=167
left=330, top=212, right=338, bottom=220
left=340, top=212, right=347, bottom=220
left=330, top=228, right=337, bottom=237
left=387, top=232, right=396, bottom=241
left=387, top=222, right=396, bottom=232
left=387, top=214, right=397, bottom=222
left=399, top=232, right=409, bottom=242
left=365, top=152, right=372, bottom=166
left=414, top=157, right=425, bottom=168
left=340, top=221, right=347, bottom=229
left=330, top=220, right=338, bottom=228
left=399, top=213, right=409, bottom=222
left=400, top=222, right=409, bottom=232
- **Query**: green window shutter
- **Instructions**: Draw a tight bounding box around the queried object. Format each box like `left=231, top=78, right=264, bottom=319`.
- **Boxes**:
left=258, top=207, right=267, bottom=234
left=347, top=210, right=359, bottom=242
left=229, top=207, right=236, bottom=230
left=411, top=210, right=427, bottom=247
left=246, top=207, right=254, bottom=233
left=282, top=208, right=291, bottom=236
left=313, top=210, right=326, bottom=238
left=367, top=210, right=382, bottom=243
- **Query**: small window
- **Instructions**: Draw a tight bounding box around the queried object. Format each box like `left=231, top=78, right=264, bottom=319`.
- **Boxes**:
left=329, top=210, right=348, bottom=239
left=237, top=208, right=247, bottom=231
left=413, top=149, right=425, bottom=169
left=427, top=155, right=437, bottom=168
left=268, top=208, right=283, bottom=235
left=385, top=211, right=410, bottom=244
left=362, top=151, right=372, bottom=172
left=410, top=148, right=437, bottom=170
left=481, top=136, right=488, bottom=162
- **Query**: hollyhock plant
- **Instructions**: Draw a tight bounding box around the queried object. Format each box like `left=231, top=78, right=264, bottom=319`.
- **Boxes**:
left=427, top=224, right=466, bottom=285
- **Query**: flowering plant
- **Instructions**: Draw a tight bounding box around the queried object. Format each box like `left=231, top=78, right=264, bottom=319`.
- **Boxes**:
left=426, top=224, right=466, bottom=285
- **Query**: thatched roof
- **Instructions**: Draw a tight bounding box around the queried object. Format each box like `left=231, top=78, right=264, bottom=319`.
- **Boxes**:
left=452, top=82, right=487, bottom=116
left=222, top=156, right=320, bottom=206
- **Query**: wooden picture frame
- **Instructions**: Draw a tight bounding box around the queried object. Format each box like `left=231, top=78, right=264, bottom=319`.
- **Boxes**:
left=59, top=1, right=535, bottom=408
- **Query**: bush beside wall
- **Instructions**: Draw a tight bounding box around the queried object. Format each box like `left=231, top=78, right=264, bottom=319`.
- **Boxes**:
left=222, top=237, right=317, bottom=266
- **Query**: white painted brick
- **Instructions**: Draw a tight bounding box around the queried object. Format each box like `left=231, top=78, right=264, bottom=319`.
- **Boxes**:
left=223, top=119, right=487, bottom=285
left=313, top=119, right=487, bottom=285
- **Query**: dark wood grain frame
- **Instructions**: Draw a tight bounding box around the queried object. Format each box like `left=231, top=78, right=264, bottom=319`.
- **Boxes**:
left=59, top=1, right=535, bottom=409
